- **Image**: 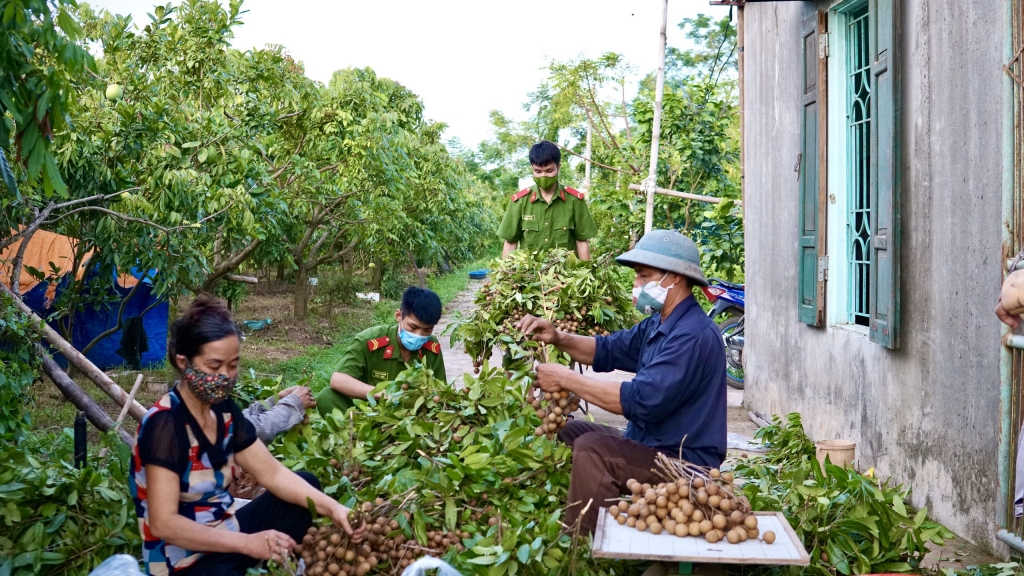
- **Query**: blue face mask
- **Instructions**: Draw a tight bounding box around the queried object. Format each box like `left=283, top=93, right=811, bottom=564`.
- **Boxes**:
left=399, top=325, right=430, bottom=351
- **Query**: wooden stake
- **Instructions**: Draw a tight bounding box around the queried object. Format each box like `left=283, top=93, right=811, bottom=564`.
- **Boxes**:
left=118, top=373, right=145, bottom=424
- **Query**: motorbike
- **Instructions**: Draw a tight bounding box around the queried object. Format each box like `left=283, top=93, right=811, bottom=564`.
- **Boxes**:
left=701, top=278, right=745, bottom=390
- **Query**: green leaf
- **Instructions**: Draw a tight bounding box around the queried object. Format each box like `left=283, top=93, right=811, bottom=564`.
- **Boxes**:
left=56, top=8, right=83, bottom=40
left=42, top=153, right=67, bottom=197
left=0, top=148, right=19, bottom=199
left=445, top=497, right=456, bottom=531
left=873, top=562, right=913, bottom=572
left=517, top=543, right=531, bottom=564
left=913, top=508, right=927, bottom=528
left=36, top=89, right=51, bottom=122
left=891, top=495, right=907, bottom=517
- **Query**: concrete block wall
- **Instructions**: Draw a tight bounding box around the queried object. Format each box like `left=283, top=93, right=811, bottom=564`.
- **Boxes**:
left=741, top=0, right=1007, bottom=551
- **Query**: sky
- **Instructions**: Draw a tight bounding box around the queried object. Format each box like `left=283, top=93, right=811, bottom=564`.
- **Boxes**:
left=85, top=0, right=732, bottom=148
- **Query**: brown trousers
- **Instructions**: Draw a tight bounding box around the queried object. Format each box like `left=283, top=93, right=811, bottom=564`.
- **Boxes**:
left=558, top=420, right=663, bottom=535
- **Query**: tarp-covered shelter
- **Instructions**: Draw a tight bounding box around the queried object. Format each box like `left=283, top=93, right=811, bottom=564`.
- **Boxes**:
left=1, top=229, right=168, bottom=369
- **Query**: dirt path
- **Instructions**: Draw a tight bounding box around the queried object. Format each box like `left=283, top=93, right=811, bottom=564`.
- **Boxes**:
left=436, top=282, right=763, bottom=454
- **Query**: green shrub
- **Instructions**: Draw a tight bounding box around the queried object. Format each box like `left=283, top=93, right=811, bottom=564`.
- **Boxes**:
left=313, top=266, right=366, bottom=316
left=0, top=431, right=140, bottom=576
left=734, top=414, right=953, bottom=576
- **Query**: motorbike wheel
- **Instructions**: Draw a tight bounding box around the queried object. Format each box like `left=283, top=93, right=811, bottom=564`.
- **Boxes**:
left=719, top=315, right=745, bottom=390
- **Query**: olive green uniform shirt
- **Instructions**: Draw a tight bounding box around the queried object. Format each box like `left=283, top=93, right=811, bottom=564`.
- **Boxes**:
left=336, top=324, right=446, bottom=385
left=496, top=184, right=599, bottom=255
left=315, top=324, right=446, bottom=417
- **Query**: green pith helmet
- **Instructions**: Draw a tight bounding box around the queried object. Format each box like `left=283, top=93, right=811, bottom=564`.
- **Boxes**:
left=615, top=229, right=709, bottom=287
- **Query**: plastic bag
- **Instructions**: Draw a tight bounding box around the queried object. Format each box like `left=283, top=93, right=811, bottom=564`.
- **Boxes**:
left=88, top=555, right=144, bottom=576
left=400, top=556, right=462, bottom=576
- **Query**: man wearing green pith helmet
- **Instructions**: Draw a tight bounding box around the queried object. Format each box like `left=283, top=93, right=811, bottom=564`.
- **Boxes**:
left=497, top=140, right=599, bottom=260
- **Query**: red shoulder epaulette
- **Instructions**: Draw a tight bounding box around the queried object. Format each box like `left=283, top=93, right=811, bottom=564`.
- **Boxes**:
left=367, top=335, right=391, bottom=352
left=564, top=187, right=585, bottom=200
left=423, top=340, right=441, bottom=355
left=510, top=188, right=532, bottom=202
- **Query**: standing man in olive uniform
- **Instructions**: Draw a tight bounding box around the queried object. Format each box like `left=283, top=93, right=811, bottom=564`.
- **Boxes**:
left=315, top=287, right=447, bottom=417
left=498, top=141, right=599, bottom=260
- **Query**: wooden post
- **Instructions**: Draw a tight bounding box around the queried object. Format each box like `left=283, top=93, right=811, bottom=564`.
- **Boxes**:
left=36, top=344, right=135, bottom=446
left=738, top=2, right=746, bottom=228
left=644, top=0, right=670, bottom=235
left=583, top=122, right=593, bottom=193
left=118, top=374, right=145, bottom=424
left=2, top=282, right=146, bottom=422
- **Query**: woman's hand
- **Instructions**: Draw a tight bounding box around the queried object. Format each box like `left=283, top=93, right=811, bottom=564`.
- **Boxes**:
left=330, top=504, right=367, bottom=543
left=245, top=530, right=296, bottom=561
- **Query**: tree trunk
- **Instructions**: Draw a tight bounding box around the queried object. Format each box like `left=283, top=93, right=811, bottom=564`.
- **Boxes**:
left=277, top=260, right=286, bottom=281
left=37, top=344, right=135, bottom=446
left=409, top=250, right=426, bottom=288
left=294, top=264, right=310, bottom=320
left=370, top=264, right=383, bottom=292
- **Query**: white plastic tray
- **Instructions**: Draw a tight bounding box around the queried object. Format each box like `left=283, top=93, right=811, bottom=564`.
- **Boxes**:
left=592, top=510, right=809, bottom=566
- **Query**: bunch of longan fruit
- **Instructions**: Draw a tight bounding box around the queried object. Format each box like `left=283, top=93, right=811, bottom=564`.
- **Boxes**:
left=529, top=387, right=580, bottom=439
left=294, top=500, right=467, bottom=576
left=329, top=459, right=364, bottom=483
left=553, top=307, right=612, bottom=337
left=608, top=472, right=776, bottom=546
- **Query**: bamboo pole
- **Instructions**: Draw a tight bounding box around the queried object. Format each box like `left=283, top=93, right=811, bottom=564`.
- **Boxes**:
left=2, top=282, right=146, bottom=422
left=36, top=344, right=135, bottom=446
left=628, top=183, right=743, bottom=206
left=644, top=0, right=670, bottom=234
left=225, top=274, right=258, bottom=284
left=583, top=122, right=593, bottom=193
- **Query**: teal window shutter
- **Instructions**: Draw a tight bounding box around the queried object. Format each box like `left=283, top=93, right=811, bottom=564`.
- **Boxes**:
left=868, top=0, right=900, bottom=348
left=798, top=12, right=828, bottom=326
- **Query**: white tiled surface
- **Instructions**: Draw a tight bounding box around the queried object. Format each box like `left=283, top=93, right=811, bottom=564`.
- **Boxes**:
left=593, top=510, right=808, bottom=566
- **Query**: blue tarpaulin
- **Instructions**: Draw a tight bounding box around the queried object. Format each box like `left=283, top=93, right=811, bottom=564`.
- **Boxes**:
left=22, top=266, right=168, bottom=370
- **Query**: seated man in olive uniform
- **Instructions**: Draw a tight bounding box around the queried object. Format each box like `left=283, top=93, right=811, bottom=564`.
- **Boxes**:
left=315, top=287, right=447, bottom=417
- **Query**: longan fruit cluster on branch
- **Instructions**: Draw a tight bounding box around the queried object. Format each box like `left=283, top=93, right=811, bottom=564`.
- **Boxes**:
left=529, top=386, right=580, bottom=439
left=294, top=500, right=468, bottom=576
left=228, top=467, right=265, bottom=500
left=607, top=455, right=776, bottom=546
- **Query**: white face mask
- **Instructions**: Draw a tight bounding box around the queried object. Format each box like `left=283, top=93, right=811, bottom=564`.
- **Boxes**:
left=632, top=273, right=677, bottom=315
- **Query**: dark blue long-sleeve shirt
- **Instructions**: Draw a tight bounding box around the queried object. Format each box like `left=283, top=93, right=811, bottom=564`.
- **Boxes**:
left=592, top=295, right=727, bottom=467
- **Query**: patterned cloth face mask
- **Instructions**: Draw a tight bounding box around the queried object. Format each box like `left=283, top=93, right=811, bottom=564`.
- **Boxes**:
left=183, top=361, right=237, bottom=404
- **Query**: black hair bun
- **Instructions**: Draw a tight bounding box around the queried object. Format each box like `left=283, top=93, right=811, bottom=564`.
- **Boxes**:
left=183, top=293, right=232, bottom=324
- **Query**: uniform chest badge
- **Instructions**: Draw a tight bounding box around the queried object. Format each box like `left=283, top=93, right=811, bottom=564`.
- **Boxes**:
left=372, top=370, right=389, bottom=380
left=522, top=215, right=535, bottom=221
